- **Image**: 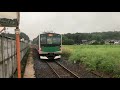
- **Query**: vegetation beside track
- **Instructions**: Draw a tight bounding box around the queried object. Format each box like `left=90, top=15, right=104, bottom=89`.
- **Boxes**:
left=62, top=45, right=120, bottom=77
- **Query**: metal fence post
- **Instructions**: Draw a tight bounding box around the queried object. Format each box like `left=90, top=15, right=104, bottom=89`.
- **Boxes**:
left=11, top=39, right=13, bottom=78
left=0, top=36, right=3, bottom=78
left=1, top=36, right=4, bottom=78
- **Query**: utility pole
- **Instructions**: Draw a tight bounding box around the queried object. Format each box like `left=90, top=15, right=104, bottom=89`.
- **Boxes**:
left=15, top=12, right=21, bottom=78
left=15, top=27, right=21, bottom=78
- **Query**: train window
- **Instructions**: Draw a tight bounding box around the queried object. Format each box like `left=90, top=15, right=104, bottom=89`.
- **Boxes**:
left=53, top=37, right=61, bottom=44
left=47, top=37, right=52, bottom=44
left=41, top=36, right=46, bottom=44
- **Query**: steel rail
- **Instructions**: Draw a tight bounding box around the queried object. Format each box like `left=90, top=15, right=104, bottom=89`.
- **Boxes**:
left=46, top=61, right=61, bottom=78
left=55, top=61, right=80, bottom=78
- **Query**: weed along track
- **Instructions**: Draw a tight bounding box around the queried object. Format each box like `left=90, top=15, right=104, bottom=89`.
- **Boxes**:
left=46, top=61, right=80, bottom=78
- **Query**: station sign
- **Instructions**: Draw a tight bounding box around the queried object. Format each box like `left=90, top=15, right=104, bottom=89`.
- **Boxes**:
left=0, top=12, right=19, bottom=27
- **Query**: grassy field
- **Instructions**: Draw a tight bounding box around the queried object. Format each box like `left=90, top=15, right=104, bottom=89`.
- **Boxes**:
left=62, top=45, right=120, bottom=77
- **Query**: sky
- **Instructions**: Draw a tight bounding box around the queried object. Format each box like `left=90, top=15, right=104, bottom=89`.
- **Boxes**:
left=1, top=12, right=120, bottom=40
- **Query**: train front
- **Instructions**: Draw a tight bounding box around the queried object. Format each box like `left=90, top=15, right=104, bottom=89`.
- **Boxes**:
left=39, top=33, right=62, bottom=60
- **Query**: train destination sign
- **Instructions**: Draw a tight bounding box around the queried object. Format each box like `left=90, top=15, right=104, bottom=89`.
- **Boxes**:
left=0, top=12, right=19, bottom=27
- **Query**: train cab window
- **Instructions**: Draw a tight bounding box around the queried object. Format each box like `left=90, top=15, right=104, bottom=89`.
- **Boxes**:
left=47, top=37, right=52, bottom=44
left=41, top=36, right=46, bottom=44
left=53, top=37, right=61, bottom=44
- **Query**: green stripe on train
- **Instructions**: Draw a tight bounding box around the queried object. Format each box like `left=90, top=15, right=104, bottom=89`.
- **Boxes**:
left=41, top=46, right=60, bottom=52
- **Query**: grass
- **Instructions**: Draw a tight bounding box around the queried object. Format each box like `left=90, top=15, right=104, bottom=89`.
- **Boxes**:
left=62, top=45, right=120, bottom=77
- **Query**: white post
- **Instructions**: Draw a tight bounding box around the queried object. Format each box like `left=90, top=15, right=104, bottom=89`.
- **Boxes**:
left=61, top=34, right=62, bottom=52
left=38, top=33, right=40, bottom=51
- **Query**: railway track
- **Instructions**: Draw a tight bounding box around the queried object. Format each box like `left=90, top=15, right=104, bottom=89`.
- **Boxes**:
left=55, top=59, right=105, bottom=78
left=46, top=61, right=80, bottom=78
left=90, top=71, right=111, bottom=78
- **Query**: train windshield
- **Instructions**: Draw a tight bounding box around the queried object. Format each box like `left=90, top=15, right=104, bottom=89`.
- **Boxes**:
left=47, top=36, right=61, bottom=45
left=47, top=37, right=53, bottom=44
left=53, top=37, right=61, bottom=44
left=41, top=34, right=61, bottom=45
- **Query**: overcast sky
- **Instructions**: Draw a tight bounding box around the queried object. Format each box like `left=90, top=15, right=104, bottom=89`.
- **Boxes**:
left=1, top=12, right=120, bottom=40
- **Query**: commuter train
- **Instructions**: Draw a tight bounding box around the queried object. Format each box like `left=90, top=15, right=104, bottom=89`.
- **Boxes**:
left=37, top=32, right=62, bottom=60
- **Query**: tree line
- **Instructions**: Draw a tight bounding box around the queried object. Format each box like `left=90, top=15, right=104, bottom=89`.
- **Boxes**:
left=62, top=31, right=120, bottom=45
left=32, top=31, right=120, bottom=45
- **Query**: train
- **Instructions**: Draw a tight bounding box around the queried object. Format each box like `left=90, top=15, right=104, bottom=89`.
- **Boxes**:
left=33, top=32, right=62, bottom=60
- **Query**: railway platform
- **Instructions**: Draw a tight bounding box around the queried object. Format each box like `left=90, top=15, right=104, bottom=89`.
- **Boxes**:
left=23, top=48, right=35, bottom=78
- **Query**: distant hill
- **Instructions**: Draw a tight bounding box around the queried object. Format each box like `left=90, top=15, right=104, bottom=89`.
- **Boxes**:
left=62, top=31, right=120, bottom=45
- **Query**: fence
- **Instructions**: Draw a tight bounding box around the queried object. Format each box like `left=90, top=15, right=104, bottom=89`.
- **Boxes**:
left=0, top=35, right=29, bottom=78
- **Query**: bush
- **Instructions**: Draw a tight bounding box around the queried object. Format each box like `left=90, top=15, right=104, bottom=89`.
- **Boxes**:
left=61, top=47, right=72, bottom=58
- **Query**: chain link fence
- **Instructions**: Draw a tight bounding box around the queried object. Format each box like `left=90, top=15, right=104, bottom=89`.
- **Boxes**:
left=0, top=35, right=29, bottom=78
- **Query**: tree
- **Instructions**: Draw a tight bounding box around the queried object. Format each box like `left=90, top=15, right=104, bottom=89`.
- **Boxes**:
left=0, top=32, right=30, bottom=42
left=63, top=38, right=74, bottom=45
left=20, top=32, right=30, bottom=41
left=99, top=40, right=105, bottom=45
left=62, top=35, right=74, bottom=45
